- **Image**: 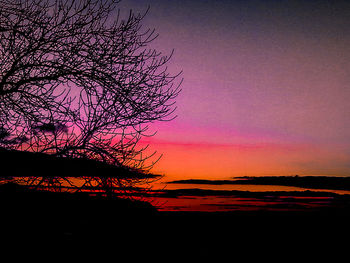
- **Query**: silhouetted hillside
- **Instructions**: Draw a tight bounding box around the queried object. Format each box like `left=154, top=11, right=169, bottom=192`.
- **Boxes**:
left=0, top=147, right=161, bottom=239
left=0, top=182, right=158, bottom=239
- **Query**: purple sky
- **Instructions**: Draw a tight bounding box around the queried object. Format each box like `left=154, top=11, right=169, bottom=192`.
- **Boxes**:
left=119, top=0, right=350, bottom=179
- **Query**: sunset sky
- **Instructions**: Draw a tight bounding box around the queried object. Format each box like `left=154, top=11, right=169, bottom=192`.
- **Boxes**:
left=119, top=0, right=350, bottom=180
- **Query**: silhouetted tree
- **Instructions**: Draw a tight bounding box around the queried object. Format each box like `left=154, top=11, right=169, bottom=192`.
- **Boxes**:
left=0, top=0, right=181, bottom=173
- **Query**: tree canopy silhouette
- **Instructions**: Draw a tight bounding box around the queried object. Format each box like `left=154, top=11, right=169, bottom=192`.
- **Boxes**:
left=0, top=0, right=181, bottom=171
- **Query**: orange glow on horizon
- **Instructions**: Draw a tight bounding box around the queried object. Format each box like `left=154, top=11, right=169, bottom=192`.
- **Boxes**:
left=138, top=138, right=350, bottom=181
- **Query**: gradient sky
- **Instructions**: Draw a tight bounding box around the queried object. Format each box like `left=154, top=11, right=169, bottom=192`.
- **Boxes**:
left=119, top=0, right=350, bottom=180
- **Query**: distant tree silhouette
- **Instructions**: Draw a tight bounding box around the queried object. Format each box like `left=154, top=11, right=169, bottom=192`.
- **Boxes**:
left=0, top=0, right=181, bottom=172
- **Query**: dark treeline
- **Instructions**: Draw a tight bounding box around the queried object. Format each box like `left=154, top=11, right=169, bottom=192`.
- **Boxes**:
left=0, top=147, right=157, bottom=179
left=168, top=176, right=350, bottom=191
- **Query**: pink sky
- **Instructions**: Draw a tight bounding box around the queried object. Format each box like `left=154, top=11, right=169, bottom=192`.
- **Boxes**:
left=121, top=0, right=350, bottom=180
left=140, top=123, right=350, bottom=180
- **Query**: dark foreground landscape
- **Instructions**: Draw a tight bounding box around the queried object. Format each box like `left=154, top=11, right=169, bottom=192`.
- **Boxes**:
left=2, top=181, right=350, bottom=245
left=1, top=148, right=350, bottom=246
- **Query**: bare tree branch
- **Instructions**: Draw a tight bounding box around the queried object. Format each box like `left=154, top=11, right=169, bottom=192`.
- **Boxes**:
left=0, top=0, right=181, bottom=182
